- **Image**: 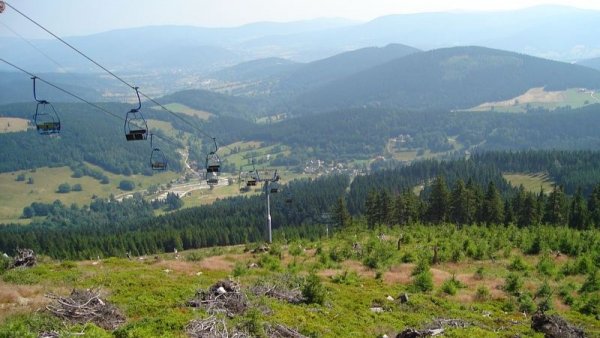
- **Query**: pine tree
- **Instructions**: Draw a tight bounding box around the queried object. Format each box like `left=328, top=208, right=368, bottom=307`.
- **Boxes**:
left=543, top=185, right=567, bottom=225
left=569, top=187, right=588, bottom=229
left=449, top=179, right=469, bottom=226
left=587, top=184, right=600, bottom=227
left=483, top=181, right=504, bottom=225
left=333, top=196, right=351, bottom=229
left=518, top=193, right=538, bottom=227
left=365, top=190, right=378, bottom=229
left=427, top=176, right=449, bottom=224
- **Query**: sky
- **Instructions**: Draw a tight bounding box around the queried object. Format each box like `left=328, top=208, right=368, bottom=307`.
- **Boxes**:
left=2, top=0, right=600, bottom=38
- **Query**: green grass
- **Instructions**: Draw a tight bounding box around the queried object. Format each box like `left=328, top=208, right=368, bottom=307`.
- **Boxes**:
left=503, top=172, right=555, bottom=193
left=2, top=225, right=599, bottom=337
left=0, top=164, right=178, bottom=224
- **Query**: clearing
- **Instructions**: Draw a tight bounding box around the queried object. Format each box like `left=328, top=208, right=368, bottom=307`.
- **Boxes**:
left=153, top=103, right=213, bottom=120
left=503, top=172, right=554, bottom=192
left=467, top=87, right=596, bottom=113
left=0, top=118, right=29, bottom=133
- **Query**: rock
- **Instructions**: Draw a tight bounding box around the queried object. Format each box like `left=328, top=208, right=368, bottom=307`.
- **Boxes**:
left=370, top=307, right=384, bottom=313
left=216, top=286, right=227, bottom=295
left=531, top=311, right=585, bottom=338
left=387, top=295, right=395, bottom=301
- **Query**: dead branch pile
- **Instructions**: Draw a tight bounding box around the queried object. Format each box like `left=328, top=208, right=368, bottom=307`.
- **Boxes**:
left=45, top=288, right=125, bottom=330
left=187, top=280, right=248, bottom=317
left=396, top=328, right=444, bottom=338
left=251, top=274, right=305, bottom=304
left=397, top=318, right=470, bottom=338
left=266, top=323, right=307, bottom=338
left=38, top=331, right=59, bottom=338
left=12, top=248, right=36, bottom=268
left=186, top=316, right=251, bottom=338
left=531, top=311, right=585, bottom=338
left=251, top=284, right=304, bottom=304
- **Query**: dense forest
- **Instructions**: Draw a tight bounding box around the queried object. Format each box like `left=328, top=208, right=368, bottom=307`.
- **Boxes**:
left=0, top=102, right=183, bottom=175
left=4, top=150, right=600, bottom=259
left=0, top=175, right=348, bottom=259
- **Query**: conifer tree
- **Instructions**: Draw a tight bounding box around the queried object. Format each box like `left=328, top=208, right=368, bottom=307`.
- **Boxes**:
left=483, top=181, right=503, bottom=225
left=427, top=176, right=449, bottom=224
left=569, top=187, right=588, bottom=229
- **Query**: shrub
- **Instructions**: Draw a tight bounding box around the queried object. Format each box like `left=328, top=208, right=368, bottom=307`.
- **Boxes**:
left=302, top=273, right=326, bottom=305
left=475, top=285, right=491, bottom=301
left=412, top=271, right=433, bottom=292
left=536, top=253, right=556, bottom=277
left=504, top=273, right=523, bottom=295
left=119, top=180, right=135, bottom=191
left=579, top=293, right=600, bottom=316
left=72, top=183, right=83, bottom=192
left=331, top=270, right=360, bottom=285
left=441, top=274, right=465, bottom=295
left=518, top=292, right=536, bottom=314
left=259, top=254, right=281, bottom=272
left=535, top=280, right=552, bottom=299
left=580, top=270, right=600, bottom=293
left=474, top=266, right=485, bottom=280
left=0, top=255, right=10, bottom=275
left=185, top=252, right=204, bottom=262
left=57, top=183, right=71, bottom=193
left=233, top=262, right=248, bottom=277
left=508, top=256, right=529, bottom=271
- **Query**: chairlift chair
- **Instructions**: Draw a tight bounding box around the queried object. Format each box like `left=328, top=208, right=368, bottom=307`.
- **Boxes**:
left=149, top=134, right=167, bottom=170
left=31, top=77, right=60, bottom=135
left=269, top=181, right=279, bottom=194
left=124, top=87, right=148, bottom=141
left=205, top=138, right=220, bottom=185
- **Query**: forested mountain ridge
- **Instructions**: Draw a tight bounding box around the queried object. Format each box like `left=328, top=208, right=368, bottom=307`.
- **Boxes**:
left=292, top=46, right=600, bottom=112
left=273, top=43, right=420, bottom=94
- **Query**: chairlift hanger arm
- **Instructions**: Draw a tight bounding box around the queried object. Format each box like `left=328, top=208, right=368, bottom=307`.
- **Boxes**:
left=31, top=76, right=47, bottom=104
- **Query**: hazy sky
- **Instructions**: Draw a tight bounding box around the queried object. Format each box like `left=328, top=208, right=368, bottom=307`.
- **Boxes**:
left=1, top=0, right=600, bottom=38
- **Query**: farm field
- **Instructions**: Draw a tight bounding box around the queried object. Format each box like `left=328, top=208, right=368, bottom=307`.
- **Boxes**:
left=1, top=225, right=599, bottom=337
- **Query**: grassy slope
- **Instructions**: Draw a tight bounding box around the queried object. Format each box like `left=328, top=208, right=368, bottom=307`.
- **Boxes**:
left=153, top=103, right=213, bottom=120
left=0, top=165, right=177, bottom=223
left=467, top=88, right=597, bottom=113
left=503, top=173, right=554, bottom=193
left=1, top=225, right=598, bottom=337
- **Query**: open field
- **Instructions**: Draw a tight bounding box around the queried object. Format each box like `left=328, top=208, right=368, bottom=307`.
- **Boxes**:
left=503, top=172, right=555, bottom=193
left=0, top=164, right=177, bottom=224
left=1, top=225, right=599, bottom=337
left=387, top=136, right=465, bottom=163
left=468, top=87, right=596, bottom=113
left=0, top=117, right=29, bottom=133
left=153, top=103, right=213, bottom=120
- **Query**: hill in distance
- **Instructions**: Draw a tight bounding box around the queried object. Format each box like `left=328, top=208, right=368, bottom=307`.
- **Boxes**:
left=293, top=46, right=600, bottom=112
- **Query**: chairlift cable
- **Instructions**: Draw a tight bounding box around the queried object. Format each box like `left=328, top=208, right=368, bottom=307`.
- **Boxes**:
left=3, top=1, right=219, bottom=144
left=0, top=21, right=66, bottom=72
left=0, top=57, right=181, bottom=148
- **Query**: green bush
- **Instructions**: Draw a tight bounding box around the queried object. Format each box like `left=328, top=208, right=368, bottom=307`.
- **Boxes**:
left=536, top=253, right=556, bottom=277
left=331, top=270, right=360, bottom=286
left=508, top=256, right=529, bottom=271
left=233, top=261, right=248, bottom=277
left=440, top=274, right=465, bottom=295
left=580, top=270, right=600, bottom=293
left=535, top=280, right=552, bottom=299
left=518, top=292, right=537, bottom=314
left=504, top=273, right=523, bottom=295
left=119, top=180, right=135, bottom=191
left=0, top=255, right=10, bottom=274
left=302, top=273, right=326, bottom=305
left=475, top=285, right=491, bottom=301
left=412, top=271, right=433, bottom=292
left=57, top=182, right=71, bottom=193
left=579, top=293, right=600, bottom=316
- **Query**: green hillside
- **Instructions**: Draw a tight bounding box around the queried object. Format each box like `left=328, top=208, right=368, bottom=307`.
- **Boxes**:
left=294, top=46, right=600, bottom=112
